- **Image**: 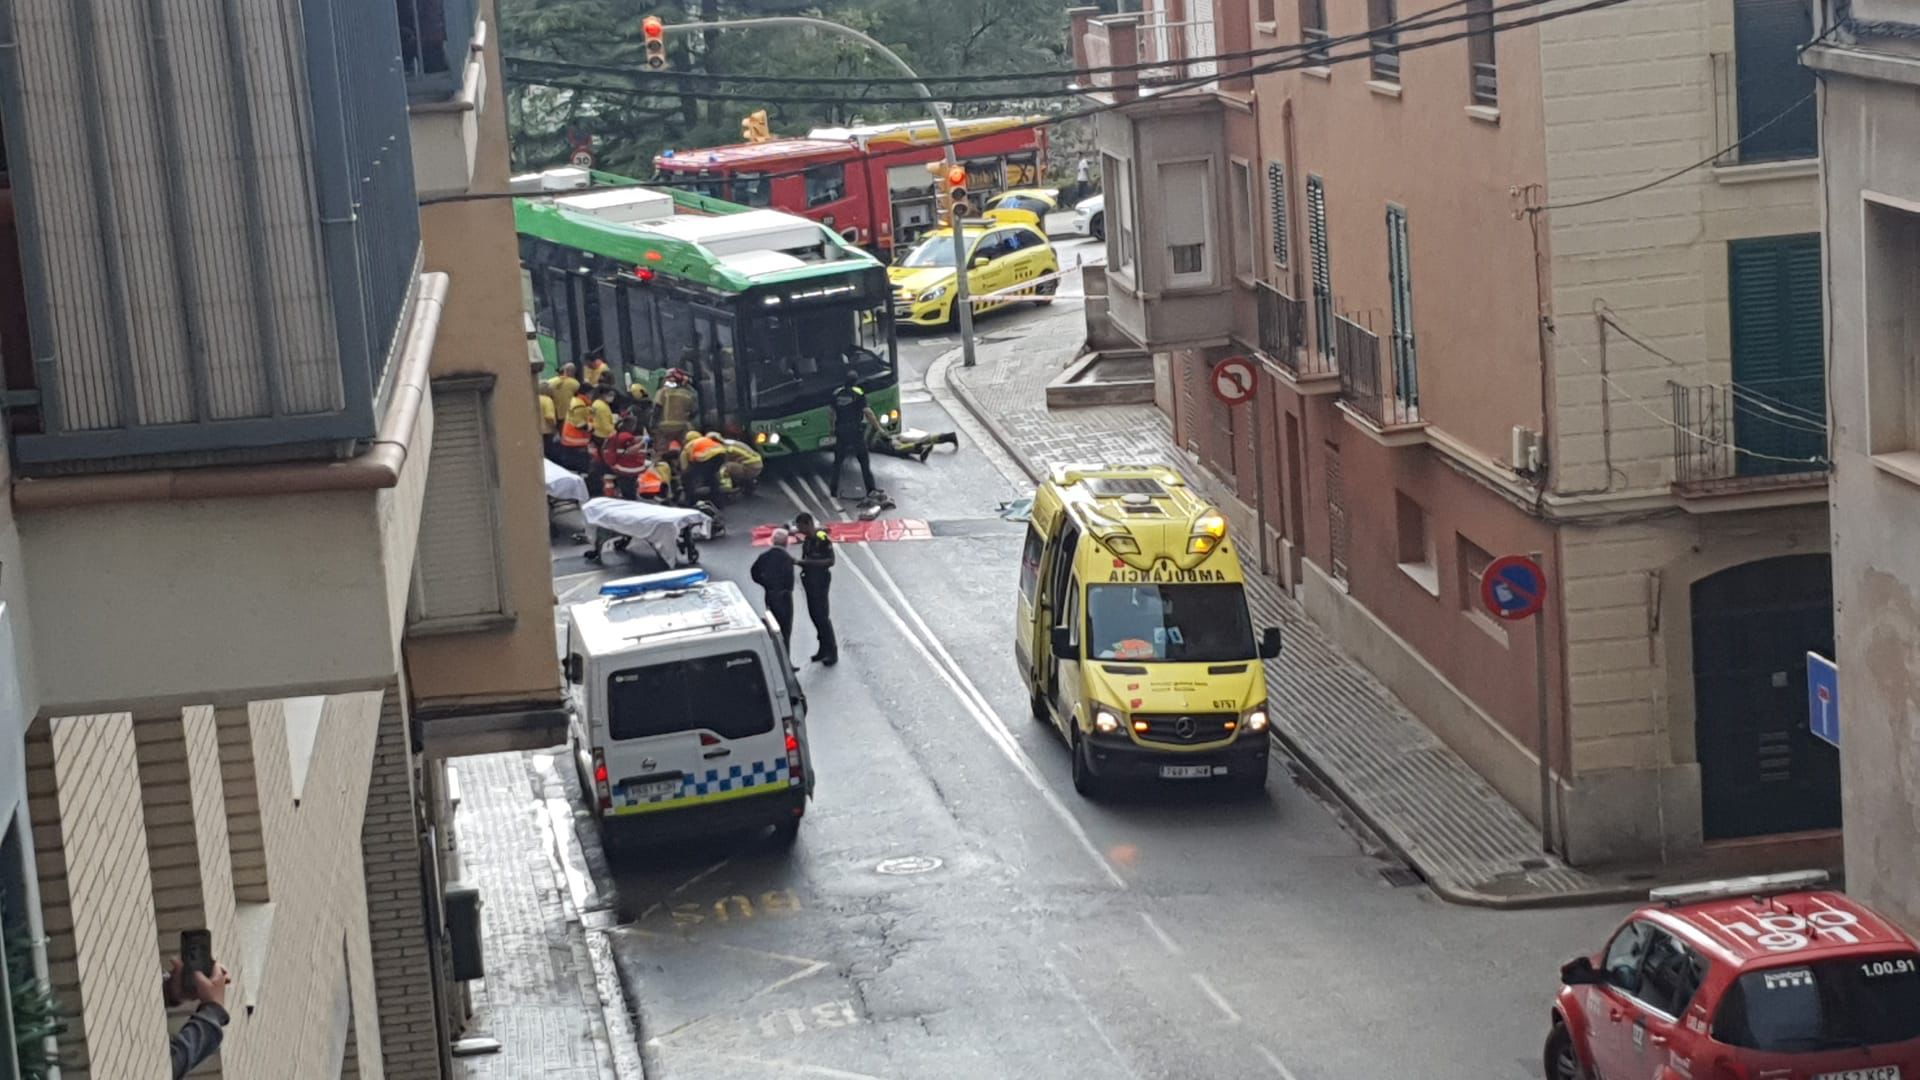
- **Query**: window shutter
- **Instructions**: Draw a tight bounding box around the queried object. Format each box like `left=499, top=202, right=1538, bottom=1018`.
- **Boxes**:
left=1386, top=205, right=1417, bottom=408
left=1267, top=161, right=1289, bottom=268
left=1307, top=175, right=1333, bottom=357
left=1727, top=234, right=1825, bottom=475
left=1733, top=0, right=1817, bottom=161
left=411, top=381, right=509, bottom=627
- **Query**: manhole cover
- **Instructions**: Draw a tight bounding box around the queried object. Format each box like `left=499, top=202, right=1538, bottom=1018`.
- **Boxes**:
left=875, top=855, right=943, bottom=876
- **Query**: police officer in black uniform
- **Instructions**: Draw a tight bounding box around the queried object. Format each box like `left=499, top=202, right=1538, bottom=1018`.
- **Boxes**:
left=792, top=512, right=838, bottom=666
left=828, top=366, right=883, bottom=499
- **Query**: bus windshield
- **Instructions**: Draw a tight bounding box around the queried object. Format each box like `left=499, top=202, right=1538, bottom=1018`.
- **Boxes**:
left=742, top=305, right=891, bottom=412
left=1085, top=584, right=1256, bottom=663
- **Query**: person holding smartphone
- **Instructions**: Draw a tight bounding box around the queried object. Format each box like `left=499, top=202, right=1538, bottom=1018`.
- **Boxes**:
left=164, top=939, right=231, bottom=1078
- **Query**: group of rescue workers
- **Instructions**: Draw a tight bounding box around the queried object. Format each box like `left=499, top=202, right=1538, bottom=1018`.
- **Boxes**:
left=538, top=354, right=763, bottom=508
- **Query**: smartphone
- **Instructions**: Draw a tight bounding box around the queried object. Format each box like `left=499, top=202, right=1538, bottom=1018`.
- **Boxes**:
left=180, top=929, right=213, bottom=979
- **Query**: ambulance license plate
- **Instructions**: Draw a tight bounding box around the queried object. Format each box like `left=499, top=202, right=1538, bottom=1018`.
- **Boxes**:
left=1815, top=1069, right=1900, bottom=1080
left=1160, top=765, right=1218, bottom=780
left=623, top=778, right=680, bottom=801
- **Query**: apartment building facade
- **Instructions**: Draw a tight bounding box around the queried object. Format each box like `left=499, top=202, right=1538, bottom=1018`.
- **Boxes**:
left=0, top=0, right=563, bottom=1075
left=1804, top=3, right=1920, bottom=933
left=1072, top=0, right=1833, bottom=866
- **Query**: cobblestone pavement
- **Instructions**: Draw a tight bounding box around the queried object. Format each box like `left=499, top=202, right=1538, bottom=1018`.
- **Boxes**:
left=944, top=307, right=1630, bottom=907
left=451, top=752, right=636, bottom=1079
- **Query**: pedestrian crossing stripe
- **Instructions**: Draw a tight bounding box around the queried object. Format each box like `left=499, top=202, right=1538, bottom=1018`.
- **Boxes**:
left=750, top=520, right=932, bottom=546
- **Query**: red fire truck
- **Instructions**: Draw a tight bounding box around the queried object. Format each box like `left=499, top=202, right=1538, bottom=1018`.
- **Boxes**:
left=653, top=115, right=1048, bottom=255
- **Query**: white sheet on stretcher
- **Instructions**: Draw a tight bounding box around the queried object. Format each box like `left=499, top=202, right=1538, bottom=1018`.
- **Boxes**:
left=544, top=459, right=589, bottom=505
left=582, top=498, right=712, bottom=559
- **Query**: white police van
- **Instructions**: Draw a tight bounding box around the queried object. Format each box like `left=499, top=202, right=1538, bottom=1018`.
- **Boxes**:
left=565, top=569, right=813, bottom=848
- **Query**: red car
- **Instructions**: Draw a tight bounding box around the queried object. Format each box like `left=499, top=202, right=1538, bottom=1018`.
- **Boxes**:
left=1547, top=871, right=1920, bottom=1080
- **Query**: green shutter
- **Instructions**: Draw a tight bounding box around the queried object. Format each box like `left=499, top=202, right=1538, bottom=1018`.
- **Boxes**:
left=1733, top=0, right=1817, bottom=161
left=1727, top=234, right=1825, bottom=476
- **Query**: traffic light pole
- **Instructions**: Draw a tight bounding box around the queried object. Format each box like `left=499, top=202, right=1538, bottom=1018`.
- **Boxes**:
left=666, top=15, right=977, bottom=368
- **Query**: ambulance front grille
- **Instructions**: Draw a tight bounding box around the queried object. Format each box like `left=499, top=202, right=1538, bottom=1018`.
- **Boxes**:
left=1134, top=713, right=1237, bottom=746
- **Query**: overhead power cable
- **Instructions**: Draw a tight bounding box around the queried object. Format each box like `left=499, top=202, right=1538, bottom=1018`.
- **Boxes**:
left=1538, top=92, right=1814, bottom=211
left=505, top=0, right=1478, bottom=88
left=449, top=0, right=1639, bottom=207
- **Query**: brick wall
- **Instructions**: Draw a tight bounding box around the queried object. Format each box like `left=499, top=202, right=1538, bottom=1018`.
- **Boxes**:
left=361, top=682, right=447, bottom=1078
left=28, top=691, right=394, bottom=1080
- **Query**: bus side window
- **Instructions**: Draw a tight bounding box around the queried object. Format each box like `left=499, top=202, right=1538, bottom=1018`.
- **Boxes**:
left=626, top=286, right=660, bottom=368
left=596, top=279, right=623, bottom=366
left=548, top=268, right=579, bottom=366
left=658, top=293, right=694, bottom=367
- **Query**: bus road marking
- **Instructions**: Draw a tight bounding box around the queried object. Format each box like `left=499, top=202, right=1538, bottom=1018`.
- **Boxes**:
left=1137, top=911, right=1183, bottom=956
left=1191, top=973, right=1242, bottom=1024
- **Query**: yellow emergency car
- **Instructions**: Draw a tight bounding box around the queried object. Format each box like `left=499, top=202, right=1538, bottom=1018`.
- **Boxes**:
left=888, top=222, right=1059, bottom=328
left=1016, top=465, right=1283, bottom=797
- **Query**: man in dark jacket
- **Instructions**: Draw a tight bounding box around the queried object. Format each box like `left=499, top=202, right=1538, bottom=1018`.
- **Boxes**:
left=751, top=527, right=798, bottom=665
left=792, top=513, right=838, bottom=665
left=165, top=957, right=231, bottom=1077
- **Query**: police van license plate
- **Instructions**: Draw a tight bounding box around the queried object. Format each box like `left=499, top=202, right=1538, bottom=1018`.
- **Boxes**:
left=1160, top=765, right=1219, bottom=780
left=1816, top=1068, right=1901, bottom=1080
left=622, top=778, right=680, bottom=801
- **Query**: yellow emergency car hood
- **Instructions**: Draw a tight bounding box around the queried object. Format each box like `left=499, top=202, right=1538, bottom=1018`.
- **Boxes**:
left=887, top=265, right=956, bottom=296
left=1083, top=658, right=1265, bottom=715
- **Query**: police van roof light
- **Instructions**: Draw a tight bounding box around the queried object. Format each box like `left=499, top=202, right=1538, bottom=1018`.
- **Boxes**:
left=600, top=568, right=709, bottom=599
left=1649, top=869, right=1830, bottom=907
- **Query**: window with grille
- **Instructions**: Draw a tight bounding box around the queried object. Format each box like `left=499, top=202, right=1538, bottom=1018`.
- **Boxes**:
left=409, top=377, right=513, bottom=632
left=1307, top=175, right=1332, bottom=359
left=1467, top=0, right=1497, bottom=105
left=1267, top=161, right=1289, bottom=269
left=1369, top=0, right=1401, bottom=82
left=1733, top=0, right=1817, bottom=161
left=1300, top=0, right=1329, bottom=60
left=1386, top=204, right=1418, bottom=410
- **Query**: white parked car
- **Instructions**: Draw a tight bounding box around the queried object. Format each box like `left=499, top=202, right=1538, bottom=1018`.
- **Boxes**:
left=1071, top=193, right=1105, bottom=241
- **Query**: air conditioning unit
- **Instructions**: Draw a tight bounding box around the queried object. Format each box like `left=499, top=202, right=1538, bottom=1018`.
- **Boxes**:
left=1510, top=425, right=1543, bottom=474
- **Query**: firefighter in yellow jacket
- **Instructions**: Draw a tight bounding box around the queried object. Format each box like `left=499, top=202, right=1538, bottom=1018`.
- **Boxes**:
left=652, top=369, right=699, bottom=452
left=718, top=435, right=764, bottom=495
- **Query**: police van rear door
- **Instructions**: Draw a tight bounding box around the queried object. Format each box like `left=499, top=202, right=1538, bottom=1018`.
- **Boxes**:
left=602, top=647, right=782, bottom=813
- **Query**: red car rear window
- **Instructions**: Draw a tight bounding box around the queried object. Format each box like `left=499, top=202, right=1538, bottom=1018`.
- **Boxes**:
left=1712, top=953, right=1920, bottom=1052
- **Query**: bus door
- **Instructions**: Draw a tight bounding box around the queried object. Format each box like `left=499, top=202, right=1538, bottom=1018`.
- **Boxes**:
left=690, top=306, right=738, bottom=432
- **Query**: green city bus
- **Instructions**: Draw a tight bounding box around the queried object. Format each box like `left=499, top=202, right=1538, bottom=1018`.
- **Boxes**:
left=515, top=171, right=899, bottom=456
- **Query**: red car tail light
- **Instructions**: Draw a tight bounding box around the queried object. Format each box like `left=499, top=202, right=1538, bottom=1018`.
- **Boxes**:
left=591, top=748, right=611, bottom=811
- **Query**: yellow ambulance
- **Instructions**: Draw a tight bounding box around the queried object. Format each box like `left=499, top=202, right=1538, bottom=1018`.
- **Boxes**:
left=1016, top=465, right=1283, bottom=797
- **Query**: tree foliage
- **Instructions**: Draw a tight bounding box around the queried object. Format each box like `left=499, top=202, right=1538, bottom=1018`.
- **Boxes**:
left=499, top=0, right=1074, bottom=176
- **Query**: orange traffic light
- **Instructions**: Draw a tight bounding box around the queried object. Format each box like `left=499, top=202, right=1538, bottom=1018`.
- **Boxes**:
left=643, top=16, right=668, bottom=70
left=945, top=165, right=968, bottom=188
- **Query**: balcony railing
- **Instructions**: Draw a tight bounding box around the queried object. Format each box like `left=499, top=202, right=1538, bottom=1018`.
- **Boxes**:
left=0, top=0, right=423, bottom=470
left=1669, top=381, right=1829, bottom=492
left=1304, top=28, right=1331, bottom=64
left=1371, top=34, right=1401, bottom=82
left=1256, top=281, right=1326, bottom=378
left=1138, top=12, right=1219, bottom=85
left=1472, top=62, right=1499, bottom=105
left=1336, top=314, right=1421, bottom=429
left=401, top=0, right=478, bottom=103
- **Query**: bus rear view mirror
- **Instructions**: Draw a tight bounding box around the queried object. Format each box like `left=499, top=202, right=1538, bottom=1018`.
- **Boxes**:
left=1050, top=627, right=1079, bottom=659
left=565, top=654, right=584, bottom=685
left=1259, top=628, right=1282, bottom=659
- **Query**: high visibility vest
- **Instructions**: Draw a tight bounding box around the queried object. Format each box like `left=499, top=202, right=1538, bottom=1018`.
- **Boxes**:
left=657, top=384, right=697, bottom=426
left=636, top=468, right=666, bottom=497
left=721, top=439, right=762, bottom=468
left=559, top=396, right=593, bottom=447
left=590, top=399, right=617, bottom=439
left=582, top=360, right=610, bottom=387
left=684, top=435, right=725, bottom=464
left=546, top=375, right=580, bottom=417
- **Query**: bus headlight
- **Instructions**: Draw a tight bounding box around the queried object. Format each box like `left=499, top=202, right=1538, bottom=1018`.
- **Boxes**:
left=1093, top=709, right=1121, bottom=735
left=1243, top=705, right=1269, bottom=734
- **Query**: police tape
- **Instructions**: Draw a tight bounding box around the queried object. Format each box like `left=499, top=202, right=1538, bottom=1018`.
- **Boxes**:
left=963, top=265, right=1080, bottom=305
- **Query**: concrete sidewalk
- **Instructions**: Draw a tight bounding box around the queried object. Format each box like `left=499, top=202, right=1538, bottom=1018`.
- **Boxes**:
left=450, top=752, right=642, bottom=1079
left=938, top=310, right=1640, bottom=909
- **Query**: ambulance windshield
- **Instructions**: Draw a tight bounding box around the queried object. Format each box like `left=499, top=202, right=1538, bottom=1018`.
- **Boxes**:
left=1085, top=584, right=1255, bottom=663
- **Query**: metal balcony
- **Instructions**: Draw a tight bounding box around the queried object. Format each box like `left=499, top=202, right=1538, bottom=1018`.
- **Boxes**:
left=1255, top=281, right=1334, bottom=383
left=401, top=0, right=479, bottom=103
left=1336, top=314, right=1424, bottom=439
left=1669, top=380, right=1828, bottom=497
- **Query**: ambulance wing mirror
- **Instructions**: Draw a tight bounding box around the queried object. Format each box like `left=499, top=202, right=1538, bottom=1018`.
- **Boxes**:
left=1259, top=627, right=1282, bottom=660
left=1559, top=956, right=1601, bottom=986
left=564, top=654, right=584, bottom=685
left=1050, top=627, right=1079, bottom=659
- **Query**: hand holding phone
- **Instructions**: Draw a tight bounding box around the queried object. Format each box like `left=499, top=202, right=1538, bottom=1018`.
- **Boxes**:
left=180, top=929, right=213, bottom=980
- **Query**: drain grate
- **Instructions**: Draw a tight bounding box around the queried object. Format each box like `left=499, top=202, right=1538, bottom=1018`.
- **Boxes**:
left=1378, top=865, right=1424, bottom=888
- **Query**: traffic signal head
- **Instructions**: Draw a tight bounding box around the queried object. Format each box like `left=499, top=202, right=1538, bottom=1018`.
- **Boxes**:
left=643, top=16, right=668, bottom=71
left=945, top=166, right=971, bottom=221
left=741, top=109, right=770, bottom=143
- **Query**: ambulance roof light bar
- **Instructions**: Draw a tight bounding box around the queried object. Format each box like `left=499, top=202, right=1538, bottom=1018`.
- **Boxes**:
left=1648, top=869, right=1830, bottom=907
left=601, top=568, right=709, bottom=600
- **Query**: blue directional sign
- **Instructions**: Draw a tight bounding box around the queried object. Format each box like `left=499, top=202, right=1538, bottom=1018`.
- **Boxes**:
left=1481, top=554, right=1547, bottom=622
left=1807, top=652, right=1838, bottom=748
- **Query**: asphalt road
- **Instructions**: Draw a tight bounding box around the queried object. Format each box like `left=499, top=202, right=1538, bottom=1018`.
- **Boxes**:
left=547, top=250, right=1625, bottom=1080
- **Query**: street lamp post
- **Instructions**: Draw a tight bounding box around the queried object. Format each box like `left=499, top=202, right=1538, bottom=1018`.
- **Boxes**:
left=664, top=16, right=979, bottom=368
